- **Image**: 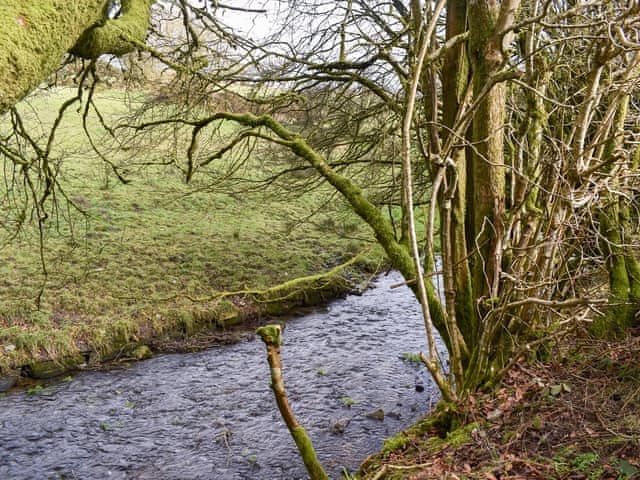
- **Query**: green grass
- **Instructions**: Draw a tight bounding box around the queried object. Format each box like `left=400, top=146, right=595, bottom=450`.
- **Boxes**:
left=0, top=87, right=379, bottom=373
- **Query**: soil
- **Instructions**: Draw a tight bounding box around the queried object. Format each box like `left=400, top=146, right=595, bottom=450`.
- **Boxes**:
left=360, top=329, right=640, bottom=480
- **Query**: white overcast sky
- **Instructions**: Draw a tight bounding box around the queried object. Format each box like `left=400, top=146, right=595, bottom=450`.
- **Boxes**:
left=214, top=1, right=283, bottom=40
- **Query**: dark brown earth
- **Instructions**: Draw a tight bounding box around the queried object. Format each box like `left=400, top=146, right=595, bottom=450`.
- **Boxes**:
left=361, top=329, right=640, bottom=480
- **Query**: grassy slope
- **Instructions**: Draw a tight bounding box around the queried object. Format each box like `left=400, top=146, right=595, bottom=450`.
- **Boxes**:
left=0, top=87, right=379, bottom=373
left=359, top=331, right=640, bottom=480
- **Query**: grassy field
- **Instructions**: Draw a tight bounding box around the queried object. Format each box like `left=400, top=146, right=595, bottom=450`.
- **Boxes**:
left=0, top=87, right=380, bottom=375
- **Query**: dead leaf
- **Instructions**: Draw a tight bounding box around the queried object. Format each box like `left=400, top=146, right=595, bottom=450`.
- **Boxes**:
left=550, top=384, right=563, bottom=396
left=488, top=408, right=504, bottom=421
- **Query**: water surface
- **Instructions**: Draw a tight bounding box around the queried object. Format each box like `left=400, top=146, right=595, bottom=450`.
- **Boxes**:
left=0, top=272, right=445, bottom=479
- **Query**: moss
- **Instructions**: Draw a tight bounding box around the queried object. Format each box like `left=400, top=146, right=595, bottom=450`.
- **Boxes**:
left=110, top=318, right=139, bottom=344
left=621, top=203, right=640, bottom=306
left=626, top=254, right=640, bottom=305
left=0, top=0, right=107, bottom=113
left=382, top=433, right=413, bottom=456
left=0, top=0, right=153, bottom=112
left=592, top=204, right=634, bottom=337
left=24, top=354, right=84, bottom=379
left=251, top=251, right=375, bottom=314
left=131, top=344, right=152, bottom=360
left=212, top=300, right=240, bottom=326
left=379, top=402, right=461, bottom=457
left=290, top=426, right=330, bottom=480
left=175, top=311, right=197, bottom=335
left=423, top=422, right=478, bottom=452
left=70, top=0, right=154, bottom=59
left=256, top=325, right=282, bottom=345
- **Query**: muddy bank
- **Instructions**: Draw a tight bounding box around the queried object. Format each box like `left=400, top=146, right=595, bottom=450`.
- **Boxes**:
left=1, top=255, right=382, bottom=389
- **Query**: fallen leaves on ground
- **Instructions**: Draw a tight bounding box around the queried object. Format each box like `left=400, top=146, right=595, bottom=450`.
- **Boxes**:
left=364, top=330, right=640, bottom=479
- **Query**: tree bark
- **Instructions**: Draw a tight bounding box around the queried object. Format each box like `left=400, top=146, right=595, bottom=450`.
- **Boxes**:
left=440, top=0, right=478, bottom=351
left=256, top=325, right=329, bottom=480
left=468, top=0, right=508, bottom=302
left=594, top=96, right=640, bottom=334
left=461, top=0, right=521, bottom=390
left=0, top=0, right=153, bottom=115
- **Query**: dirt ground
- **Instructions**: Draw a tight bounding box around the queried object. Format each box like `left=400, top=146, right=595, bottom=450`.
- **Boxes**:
left=361, top=329, right=640, bottom=480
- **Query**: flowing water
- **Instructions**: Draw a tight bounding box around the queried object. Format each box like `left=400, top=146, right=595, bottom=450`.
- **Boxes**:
left=0, top=272, right=445, bottom=479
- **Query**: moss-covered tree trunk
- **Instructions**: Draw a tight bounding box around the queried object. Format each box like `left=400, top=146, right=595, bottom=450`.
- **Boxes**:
left=440, top=0, right=478, bottom=357
left=593, top=96, right=640, bottom=335
left=0, top=0, right=153, bottom=115
left=467, top=1, right=509, bottom=303
left=0, top=0, right=106, bottom=113
left=598, top=201, right=634, bottom=332
left=463, top=0, right=521, bottom=390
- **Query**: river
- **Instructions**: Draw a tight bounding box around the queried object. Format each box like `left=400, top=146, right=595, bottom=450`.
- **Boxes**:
left=0, top=272, right=445, bottom=479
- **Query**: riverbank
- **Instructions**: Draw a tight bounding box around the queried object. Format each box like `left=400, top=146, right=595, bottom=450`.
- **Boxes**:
left=0, top=87, right=383, bottom=384
left=359, top=329, right=640, bottom=479
left=0, top=272, right=436, bottom=479
left=1, top=251, right=382, bottom=385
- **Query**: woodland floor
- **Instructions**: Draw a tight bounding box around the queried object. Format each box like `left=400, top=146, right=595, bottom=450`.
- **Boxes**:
left=361, top=328, right=640, bottom=480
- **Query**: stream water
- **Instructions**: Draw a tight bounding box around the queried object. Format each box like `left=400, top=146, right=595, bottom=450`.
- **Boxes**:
left=0, top=272, right=445, bottom=479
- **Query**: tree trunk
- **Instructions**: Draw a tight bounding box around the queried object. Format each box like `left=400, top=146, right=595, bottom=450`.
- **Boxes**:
left=462, top=0, right=521, bottom=390
left=468, top=3, right=507, bottom=302
left=440, top=0, right=478, bottom=352
left=593, top=97, right=640, bottom=334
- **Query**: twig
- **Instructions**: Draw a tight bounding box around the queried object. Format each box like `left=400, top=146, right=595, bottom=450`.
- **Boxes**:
left=389, top=270, right=443, bottom=289
left=621, top=383, right=640, bottom=412
left=368, top=462, right=435, bottom=480
left=594, top=411, right=635, bottom=440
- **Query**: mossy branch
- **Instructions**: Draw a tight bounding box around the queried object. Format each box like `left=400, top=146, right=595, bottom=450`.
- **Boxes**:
left=0, top=0, right=107, bottom=114
left=166, top=111, right=452, bottom=347
left=256, top=325, right=330, bottom=480
left=70, top=0, right=154, bottom=59
left=200, top=250, right=377, bottom=305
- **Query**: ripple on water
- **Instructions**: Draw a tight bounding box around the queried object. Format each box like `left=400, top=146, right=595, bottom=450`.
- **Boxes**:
left=0, top=272, right=444, bottom=479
